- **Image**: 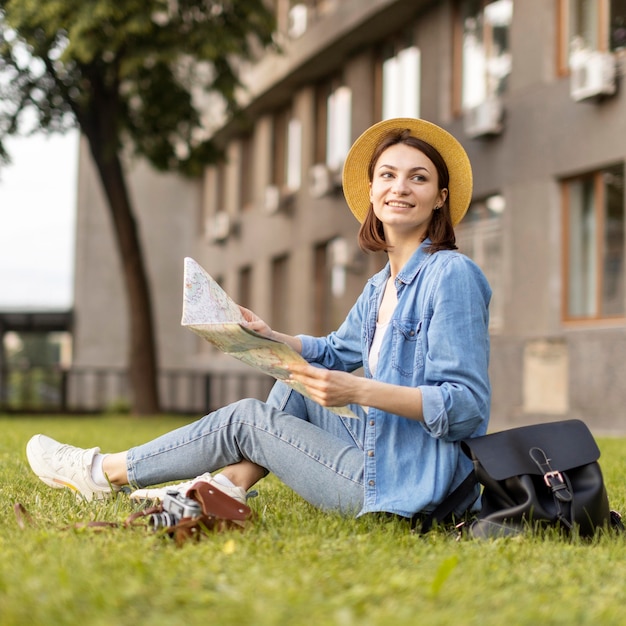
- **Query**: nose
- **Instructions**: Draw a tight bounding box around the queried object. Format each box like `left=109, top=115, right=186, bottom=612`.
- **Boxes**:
left=392, top=175, right=409, bottom=194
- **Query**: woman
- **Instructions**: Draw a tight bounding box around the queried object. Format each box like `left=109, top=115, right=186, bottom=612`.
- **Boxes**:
left=26, top=118, right=491, bottom=521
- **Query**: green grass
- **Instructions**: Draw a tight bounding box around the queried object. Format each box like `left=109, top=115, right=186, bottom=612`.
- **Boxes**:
left=1, top=415, right=626, bottom=626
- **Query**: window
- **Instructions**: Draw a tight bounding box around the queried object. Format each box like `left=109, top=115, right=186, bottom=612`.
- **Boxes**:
left=457, top=0, right=513, bottom=110
left=382, top=44, right=421, bottom=120
left=313, top=242, right=332, bottom=335
left=271, top=254, right=290, bottom=331
left=270, top=106, right=302, bottom=193
left=563, top=164, right=625, bottom=320
left=610, top=0, right=626, bottom=49
left=215, top=161, right=226, bottom=211
left=312, top=80, right=351, bottom=171
left=271, top=108, right=289, bottom=190
left=239, top=133, right=254, bottom=211
left=456, top=194, right=506, bottom=329
left=558, top=0, right=626, bottom=73
left=286, top=118, right=302, bottom=191
left=201, top=165, right=217, bottom=231
left=202, top=162, right=229, bottom=240
left=326, top=85, right=352, bottom=171
left=238, top=265, right=252, bottom=310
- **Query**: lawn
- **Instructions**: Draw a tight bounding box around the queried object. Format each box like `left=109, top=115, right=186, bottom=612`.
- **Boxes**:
left=1, top=415, right=625, bottom=626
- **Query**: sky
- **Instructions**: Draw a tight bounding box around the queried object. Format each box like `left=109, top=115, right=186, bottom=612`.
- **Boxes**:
left=0, top=130, right=78, bottom=311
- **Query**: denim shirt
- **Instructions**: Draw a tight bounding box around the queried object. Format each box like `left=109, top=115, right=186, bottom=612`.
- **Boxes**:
left=298, top=241, right=492, bottom=517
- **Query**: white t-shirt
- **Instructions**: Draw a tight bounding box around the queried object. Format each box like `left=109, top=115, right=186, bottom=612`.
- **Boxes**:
left=368, top=320, right=390, bottom=377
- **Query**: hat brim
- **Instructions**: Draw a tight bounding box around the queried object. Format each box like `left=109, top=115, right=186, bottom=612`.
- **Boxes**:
left=341, top=118, right=473, bottom=226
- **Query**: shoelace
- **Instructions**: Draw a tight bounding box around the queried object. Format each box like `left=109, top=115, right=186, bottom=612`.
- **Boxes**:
left=53, top=444, right=92, bottom=471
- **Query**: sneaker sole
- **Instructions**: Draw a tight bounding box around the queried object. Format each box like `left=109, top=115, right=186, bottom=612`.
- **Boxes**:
left=130, top=482, right=247, bottom=505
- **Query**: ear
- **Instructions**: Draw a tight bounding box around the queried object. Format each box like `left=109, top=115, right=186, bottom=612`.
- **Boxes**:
left=439, top=188, right=449, bottom=206
left=369, top=181, right=373, bottom=202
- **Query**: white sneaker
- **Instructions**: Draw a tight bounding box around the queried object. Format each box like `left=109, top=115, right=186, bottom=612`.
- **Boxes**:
left=26, top=434, right=118, bottom=501
left=130, top=472, right=247, bottom=505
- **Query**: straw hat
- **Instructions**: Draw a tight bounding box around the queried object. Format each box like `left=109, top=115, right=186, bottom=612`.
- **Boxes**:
left=342, top=118, right=473, bottom=226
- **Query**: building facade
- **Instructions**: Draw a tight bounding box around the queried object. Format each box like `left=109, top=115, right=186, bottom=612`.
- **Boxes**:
left=71, top=0, right=626, bottom=432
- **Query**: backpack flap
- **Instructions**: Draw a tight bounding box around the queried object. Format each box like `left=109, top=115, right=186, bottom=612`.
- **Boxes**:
left=461, top=419, right=600, bottom=480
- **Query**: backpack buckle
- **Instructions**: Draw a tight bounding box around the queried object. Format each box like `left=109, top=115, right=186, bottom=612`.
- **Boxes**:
left=543, top=470, right=564, bottom=487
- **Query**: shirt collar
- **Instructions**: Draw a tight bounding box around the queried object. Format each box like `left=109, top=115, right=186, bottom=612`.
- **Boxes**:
left=370, top=239, right=432, bottom=288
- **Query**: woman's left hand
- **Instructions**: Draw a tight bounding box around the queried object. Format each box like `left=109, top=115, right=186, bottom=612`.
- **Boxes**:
left=239, top=306, right=273, bottom=338
left=288, top=363, right=363, bottom=408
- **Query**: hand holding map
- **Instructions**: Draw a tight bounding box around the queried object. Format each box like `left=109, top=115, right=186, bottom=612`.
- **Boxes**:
left=181, top=257, right=358, bottom=418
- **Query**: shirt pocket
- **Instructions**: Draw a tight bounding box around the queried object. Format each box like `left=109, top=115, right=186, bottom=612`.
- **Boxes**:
left=390, top=318, right=423, bottom=378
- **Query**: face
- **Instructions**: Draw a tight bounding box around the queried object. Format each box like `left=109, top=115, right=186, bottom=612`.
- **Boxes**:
left=369, top=143, right=448, bottom=239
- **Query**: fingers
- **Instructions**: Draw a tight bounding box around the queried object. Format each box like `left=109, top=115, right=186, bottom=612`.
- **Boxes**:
left=288, top=363, right=327, bottom=382
left=239, top=306, right=256, bottom=321
left=288, top=365, right=339, bottom=403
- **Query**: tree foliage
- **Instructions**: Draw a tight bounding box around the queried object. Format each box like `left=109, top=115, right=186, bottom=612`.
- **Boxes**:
left=0, top=0, right=275, bottom=171
left=0, top=1, right=276, bottom=413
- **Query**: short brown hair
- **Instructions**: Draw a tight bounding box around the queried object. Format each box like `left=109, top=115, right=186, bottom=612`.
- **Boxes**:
left=357, top=129, right=457, bottom=254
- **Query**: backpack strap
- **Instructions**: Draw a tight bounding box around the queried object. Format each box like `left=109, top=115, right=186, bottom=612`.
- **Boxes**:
left=413, top=470, right=478, bottom=534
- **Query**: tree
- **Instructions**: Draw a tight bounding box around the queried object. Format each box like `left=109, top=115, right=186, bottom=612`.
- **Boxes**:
left=0, top=1, right=276, bottom=414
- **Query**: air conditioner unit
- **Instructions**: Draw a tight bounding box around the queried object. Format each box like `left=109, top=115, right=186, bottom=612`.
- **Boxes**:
left=570, top=51, right=616, bottom=102
left=309, top=164, right=342, bottom=198
left=263, top=185, right=281, bottom=214
left=464, top=97, right=504, bottom=139
left=288, top=4, right=308, bottom=39
left=263, top=184, right=296, bottom=215
left=206, top=211, right=231, bottom=243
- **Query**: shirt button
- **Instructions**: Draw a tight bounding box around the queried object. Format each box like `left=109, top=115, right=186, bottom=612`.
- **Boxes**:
left=368, top=480, right=375, bottom=486
left=369, top=420, right=375, bottom=426
left=409, top=330, right=415, bottom=336
left=367, top=450, right=374, bottom=457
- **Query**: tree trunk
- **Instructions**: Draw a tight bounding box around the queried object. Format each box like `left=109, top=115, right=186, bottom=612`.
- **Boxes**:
left=84, top=138, right=161, bottom=415
left=92, top=147, right=160, bottom=414
left=68, top=68, right=163, bottom=415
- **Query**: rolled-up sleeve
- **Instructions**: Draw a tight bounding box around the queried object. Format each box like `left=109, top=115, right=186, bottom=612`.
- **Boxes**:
left=419, top=255, right=491, bottom=441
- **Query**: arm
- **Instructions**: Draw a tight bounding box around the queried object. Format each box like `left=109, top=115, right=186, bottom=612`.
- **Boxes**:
left=290, top=254, right=491, bottom=437
left=418, top=256, right=491, bottom=440
left=239, top=306, right=303, bottom=354
left=288, top=364, right=425, bottom=419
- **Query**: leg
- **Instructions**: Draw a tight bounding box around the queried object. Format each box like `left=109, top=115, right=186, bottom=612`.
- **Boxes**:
left=101, top=380, right=326, bottom=487
left=266, top=380, right=366, bottom=446
left=102, top=452, right=129, bottom=484
left=102, top=452, right=266, bottom=492
left=201, top=379, right=364, bottom=493
left=219, top=460, right=266, bottom=491
left=126, top=397, right=365, bottom=513
left=27, top=384, right=366, bottom=512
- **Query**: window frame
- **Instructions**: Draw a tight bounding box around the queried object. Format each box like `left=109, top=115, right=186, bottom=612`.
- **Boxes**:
left=557, top=0, right=614, bottom=76
left=375, top=31, right=421, bottom=121
left=453, top=0, right=513, bottom=114
left=562, top=164, right=626, bottom=324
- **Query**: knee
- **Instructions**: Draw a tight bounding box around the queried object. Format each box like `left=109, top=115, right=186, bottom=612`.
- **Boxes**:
left=230, top=397, right=268, bottom=415
left=208, top=397, right=271, bottom=427
left=266, top=380, right=292, bottom=408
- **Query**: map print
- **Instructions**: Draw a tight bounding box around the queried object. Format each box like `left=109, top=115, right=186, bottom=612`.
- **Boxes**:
left=181, top=257, right=357, bottom=418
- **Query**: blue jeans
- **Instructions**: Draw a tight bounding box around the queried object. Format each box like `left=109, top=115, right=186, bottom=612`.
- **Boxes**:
left=126, top=382, right=366, bottom=514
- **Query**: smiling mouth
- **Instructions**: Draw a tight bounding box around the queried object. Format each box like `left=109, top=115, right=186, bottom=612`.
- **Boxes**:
left=386, top=201, right=414, bottom=208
